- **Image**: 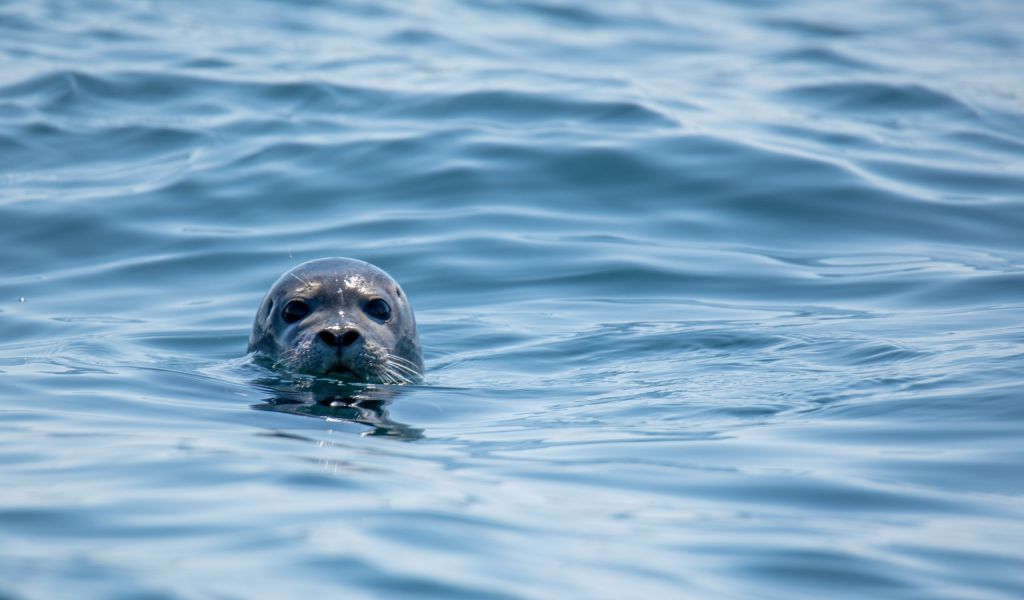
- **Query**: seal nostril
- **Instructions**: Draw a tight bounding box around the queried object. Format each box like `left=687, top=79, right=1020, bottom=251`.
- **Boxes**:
left=319, top=329, right=359, bottom=347
left=341, top=330, right=360, bottom=346
left=318, top=329, right=340, bottom=347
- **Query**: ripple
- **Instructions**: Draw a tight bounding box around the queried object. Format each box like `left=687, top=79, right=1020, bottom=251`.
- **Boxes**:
left=773, top=46, right=874, bottom=70
left=397, top=89, right=676, bottom=127
left=3, top=0, right=1024, bottom=599
left=779, top=81, right=982, bottom=121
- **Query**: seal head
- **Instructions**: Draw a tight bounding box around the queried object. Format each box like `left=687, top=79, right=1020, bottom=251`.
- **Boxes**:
left=248, top=258, right=423, bottom=384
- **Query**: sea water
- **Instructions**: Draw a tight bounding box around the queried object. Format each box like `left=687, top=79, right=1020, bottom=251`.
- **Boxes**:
left=1, top=1, right=1023, bottom=598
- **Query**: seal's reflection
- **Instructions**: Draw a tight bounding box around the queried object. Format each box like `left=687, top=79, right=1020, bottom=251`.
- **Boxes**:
left=251, top=379, right=423, bottom=441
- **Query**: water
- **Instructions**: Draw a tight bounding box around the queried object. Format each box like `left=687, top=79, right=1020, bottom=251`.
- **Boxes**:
left=2, top=0, right=1023, bottom=598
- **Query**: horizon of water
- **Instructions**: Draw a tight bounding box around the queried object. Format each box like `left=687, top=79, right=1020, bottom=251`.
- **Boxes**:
left=2, top=1, right=1023, bottom=598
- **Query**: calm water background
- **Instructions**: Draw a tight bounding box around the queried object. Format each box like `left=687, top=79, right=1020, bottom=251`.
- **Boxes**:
left=2, top=0, right=1023, bottom=598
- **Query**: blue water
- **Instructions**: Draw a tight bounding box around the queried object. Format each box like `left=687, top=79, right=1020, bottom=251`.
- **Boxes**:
left=2, top=0, right=1023, bottom=598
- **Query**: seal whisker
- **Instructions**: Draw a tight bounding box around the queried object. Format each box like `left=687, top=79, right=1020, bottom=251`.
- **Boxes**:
left=384, top=362, right=412, bottom=385
left=381, top=358, right=420, bottom=384
left=385, top=355, right=422, bottom=378
left=288, top=272, right=312, bottom=288
left=388, top=353, right=419, bottom=368
left=374, top=362, right=407, bottom=385
left=380, top=360, right=415, bottom=378
left=384, top=353, right=420, bottom=371
left=384, top=355, right=415, bottom=370
left=385, top=365, right=418, bottom=383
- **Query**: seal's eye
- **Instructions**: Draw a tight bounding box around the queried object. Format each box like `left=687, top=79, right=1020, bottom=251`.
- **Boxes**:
left=363, top=298, right=391, bottom=321
left=282, top=300, right=310, bottom=323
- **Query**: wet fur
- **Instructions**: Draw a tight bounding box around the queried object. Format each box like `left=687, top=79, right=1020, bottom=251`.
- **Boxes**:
left=249, top=258, right=423, bottom=384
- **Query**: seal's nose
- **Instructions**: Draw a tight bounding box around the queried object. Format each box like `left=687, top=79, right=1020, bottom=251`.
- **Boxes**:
left=319, top=328, right=361, bottom=348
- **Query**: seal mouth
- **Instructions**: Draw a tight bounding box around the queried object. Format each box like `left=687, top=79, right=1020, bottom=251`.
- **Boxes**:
left=326, top=364, right=360, bottom=380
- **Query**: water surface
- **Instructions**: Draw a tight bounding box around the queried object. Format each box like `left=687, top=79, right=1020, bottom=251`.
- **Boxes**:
left=2, top=1, right=1023, bottom=598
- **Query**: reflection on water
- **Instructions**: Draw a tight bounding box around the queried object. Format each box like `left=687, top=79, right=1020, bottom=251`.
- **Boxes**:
left=252, top=379, right=424, bottom=441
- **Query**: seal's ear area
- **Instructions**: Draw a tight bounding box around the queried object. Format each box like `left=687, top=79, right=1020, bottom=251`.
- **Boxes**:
left=248, top=294, right=279, bottom=354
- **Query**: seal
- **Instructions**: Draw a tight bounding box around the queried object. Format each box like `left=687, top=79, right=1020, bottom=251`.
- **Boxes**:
left=248, top=258, right=423, bottom=384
